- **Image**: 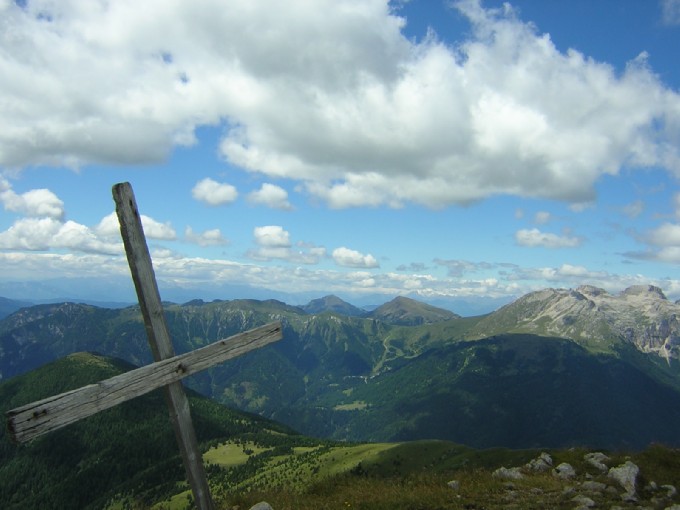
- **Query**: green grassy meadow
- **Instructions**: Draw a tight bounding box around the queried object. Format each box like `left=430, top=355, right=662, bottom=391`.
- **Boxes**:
left=135, top=440, right=680, bottom=510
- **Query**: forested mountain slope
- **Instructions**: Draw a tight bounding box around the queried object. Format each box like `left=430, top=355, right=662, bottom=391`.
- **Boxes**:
left=1, top=286, right=679, bottom=448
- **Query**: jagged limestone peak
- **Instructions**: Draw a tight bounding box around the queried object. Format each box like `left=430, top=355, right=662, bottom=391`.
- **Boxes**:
left=621, top=284, right=667, bottom=300
left=469, top=283, right=680, bottom=360
left=575, top=285, right=608, bottom=297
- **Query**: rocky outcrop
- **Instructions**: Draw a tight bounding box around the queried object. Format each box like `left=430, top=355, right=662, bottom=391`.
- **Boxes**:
left=492, top=466, right=524, bottom=480
left=553, top=462, right=576, bottom=480
left=526, top=452, right=553, bottom=472
left=469, top=452, right=680, bottom=510
left=608, top=460, right=639, bottom=501
left=584, top=452, right=609, bottom=472
left=470, top=284, right=680, bottom=360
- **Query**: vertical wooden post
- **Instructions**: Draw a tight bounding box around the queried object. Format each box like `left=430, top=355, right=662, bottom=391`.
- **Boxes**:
left=112, top=182, right=214, bottom=510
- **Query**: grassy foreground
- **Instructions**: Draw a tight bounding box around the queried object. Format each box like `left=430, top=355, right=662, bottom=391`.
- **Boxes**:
left=139, top=441, right=680, bottom=510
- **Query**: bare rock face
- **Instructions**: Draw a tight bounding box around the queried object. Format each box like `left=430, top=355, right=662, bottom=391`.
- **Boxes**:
left=492, top=466, right=525, bottom=480
left=608, top=461, right=639, bottom=499
left=553, top=462, right=576, bottom=480
left=526, top=452, right=553, bottom=472
left=621, top=285, right=667, bottom=299
left=584, top=452, right=610, bottom=472
left=471, top=285, right=680, bottom=360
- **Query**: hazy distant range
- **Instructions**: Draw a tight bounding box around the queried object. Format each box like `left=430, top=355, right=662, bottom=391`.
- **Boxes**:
left=0, top=276, right=513, bottom=317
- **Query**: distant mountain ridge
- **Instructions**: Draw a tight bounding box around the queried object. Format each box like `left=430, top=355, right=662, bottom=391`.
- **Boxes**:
left=467, top=285, right=680, bottom=361
left=301, top=294, right=366, bottom=316
left=0, top=297, right=32, bottom=320
left=367, top=296, right=461, bottom=325
left=1, top=285, right=679, bottom=449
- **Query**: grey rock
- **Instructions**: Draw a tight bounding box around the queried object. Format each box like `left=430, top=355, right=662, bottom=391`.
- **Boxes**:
left=447, top=480, right=460, bottom=491
left=584, top=452, right=610, bottom=472
left=571, top=495, right=595, bottom=507
left=249, top=503, right=274, bottom=510
left=608, top=460, right=639, bottom=496
left=581, top=480, right=607, bottom=492
left=553, top=462, right=576, bottom=479
left=526, top=452, right=553, bottom=472
left=493, top=466, right=524, bottom=480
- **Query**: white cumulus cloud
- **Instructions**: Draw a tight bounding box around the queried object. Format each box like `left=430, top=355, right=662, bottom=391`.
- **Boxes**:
left=1, top=0, right=678, bottom=209
left=332, top=247, right=379, bottom=268
left=0, top=180, right=64, bottom=219
left=253, top=225, right=291, bottom=248
left=95, top=211, right=175, bottom=241
left=646, top=222, right=680, bottom=247
left=192, top=178, right=238, bottom=206
left=635, top=194, right=680, bottom=262
left=249, top=225, right=323, bottom=264
left=140, top=216, right=176, bottom=240
left=184, top=226, right=228, bottom=247
left=247, top=183, right=293, bottom=210
left=0, top=217, right=121, bottom=254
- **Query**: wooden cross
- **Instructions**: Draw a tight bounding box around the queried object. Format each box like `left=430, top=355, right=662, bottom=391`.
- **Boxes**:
left=5, top=182, right=282, bottom=510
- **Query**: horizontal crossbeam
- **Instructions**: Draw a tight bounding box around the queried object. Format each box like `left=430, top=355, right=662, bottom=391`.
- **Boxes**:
left=6, top=321, right=282, bottom=443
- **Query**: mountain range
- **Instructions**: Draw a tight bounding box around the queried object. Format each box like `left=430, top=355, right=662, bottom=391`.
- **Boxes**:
left=1, top=284, right=679, bottom=450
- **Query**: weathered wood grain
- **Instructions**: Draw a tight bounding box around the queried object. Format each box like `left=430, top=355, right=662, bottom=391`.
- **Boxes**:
left=116, top=182, right=213, bottom=508
left=6, top=321, right=282, bottom=443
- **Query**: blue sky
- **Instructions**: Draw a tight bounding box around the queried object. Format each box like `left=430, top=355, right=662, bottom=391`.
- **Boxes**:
left=1, top=0, right=680, bottom=312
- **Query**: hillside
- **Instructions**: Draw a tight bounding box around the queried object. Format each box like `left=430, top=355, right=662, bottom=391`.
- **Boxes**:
left=1, top=287, right=679, bottom=450
left=0, top=352, right=314, bottom=509
left=299, top=334, right=680, bottom=449
left=3, top=355, right=680, bottom=510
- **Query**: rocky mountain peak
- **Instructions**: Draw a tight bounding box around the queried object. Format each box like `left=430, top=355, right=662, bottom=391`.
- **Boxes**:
left=469, top=284, right=680, bottom=361
left=575, top=285, right=607, bottom=297
left=368, top=296, right=459, bottom=326
left=620, top=285, right=667, bottom=300
left=302, top=295, right=365, bottom=316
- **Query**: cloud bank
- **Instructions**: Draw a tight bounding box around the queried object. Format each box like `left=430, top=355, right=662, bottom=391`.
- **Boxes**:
left=2, top=0, right=679, bottom=209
